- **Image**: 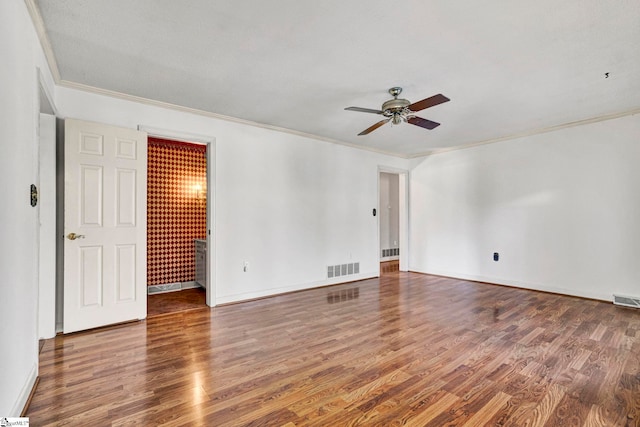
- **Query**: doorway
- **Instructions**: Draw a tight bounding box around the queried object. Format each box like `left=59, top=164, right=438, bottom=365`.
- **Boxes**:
left=58, top=122, right=215, bottom=333
left=146, top=137, right=209, bottom=316
left=378, top=168, right=408, bottom=275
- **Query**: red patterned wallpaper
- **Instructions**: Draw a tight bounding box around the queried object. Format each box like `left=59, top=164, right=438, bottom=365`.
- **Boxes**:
left=147, top=138, right=207, bottom=286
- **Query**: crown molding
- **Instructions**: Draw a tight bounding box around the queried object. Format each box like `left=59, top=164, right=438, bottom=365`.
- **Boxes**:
left=58, top=80, right=409, bottom=159
left=25, top=0, right=638, bottom=161
left=23, top=0, right=407, bottom=159
left=24, top=0, right=61, bottom=82
left=409, top=107, right=640, bottom=158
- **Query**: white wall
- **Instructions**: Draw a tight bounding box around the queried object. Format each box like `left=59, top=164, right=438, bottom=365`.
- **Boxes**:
left=409, top=113, right=640, bottom=301
left=0, top=1, right=56, bottom=416
left=379, top=172, right=399, bottom=258
left=56, top=87, right=408, bottom=304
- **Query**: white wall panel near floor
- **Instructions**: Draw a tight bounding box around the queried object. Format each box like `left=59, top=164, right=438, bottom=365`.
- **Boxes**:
left=56, top=86, right=409, bottom=305
left=409, top=113, right=640, bottom=301
left=0, top=0, right=56, bottom=416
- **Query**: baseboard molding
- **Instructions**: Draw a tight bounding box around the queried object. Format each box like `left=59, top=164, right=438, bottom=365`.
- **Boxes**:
left=410, top=268, right=611, bottom=302
left=180, top=281, right=202, bottom=290
left=12, top=362, right=38, bottom=417
left=147, top=281, right=201, bottom=295
left=20, top=376, right=39, bottom=417
left=215, top=272, right=378, bottom=305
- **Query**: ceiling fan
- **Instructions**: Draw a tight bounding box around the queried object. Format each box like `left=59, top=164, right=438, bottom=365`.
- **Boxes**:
left=345, top=87, right=450, bottom=136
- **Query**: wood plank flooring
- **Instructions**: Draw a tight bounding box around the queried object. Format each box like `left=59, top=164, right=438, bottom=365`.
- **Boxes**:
left=26, top=270, right=640, bottom=426
left=147, top=287, right=207, bottom=317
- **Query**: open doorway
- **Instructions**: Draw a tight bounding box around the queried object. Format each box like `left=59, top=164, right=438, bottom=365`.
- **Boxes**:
left=146, top=137, right=209, bottom=317
left=378, top=168, right=408, bottom=275
left=380, top=172, right=400, bottom=275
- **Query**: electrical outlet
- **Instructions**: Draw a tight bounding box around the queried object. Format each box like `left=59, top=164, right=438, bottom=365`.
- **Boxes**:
left=493, top=252, right=499, bottom=262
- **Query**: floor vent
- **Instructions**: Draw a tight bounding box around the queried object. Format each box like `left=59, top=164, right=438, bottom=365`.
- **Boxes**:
left=382, top=248, right=399, bottom=257
left=613, top=294, right=640, bottom=309
left=327, top=262, right=359, bottom=278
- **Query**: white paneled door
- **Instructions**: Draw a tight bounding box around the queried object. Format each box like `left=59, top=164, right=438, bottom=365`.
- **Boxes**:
left=64, top=119, right=147, bottom=333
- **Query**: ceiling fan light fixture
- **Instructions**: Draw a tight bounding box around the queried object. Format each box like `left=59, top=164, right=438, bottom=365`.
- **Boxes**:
left=345, top=87, right=450, bottom=136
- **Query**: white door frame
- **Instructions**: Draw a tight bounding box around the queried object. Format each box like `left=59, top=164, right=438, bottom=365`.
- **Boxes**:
left=377, top=166, right=409, bottom=273
left=37, top=68, right=58, bottom=339
left=139, top=126, right=216, bottom=307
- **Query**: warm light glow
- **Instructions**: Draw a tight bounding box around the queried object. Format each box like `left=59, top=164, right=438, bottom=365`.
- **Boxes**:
left=191, top=182, right=206, bottom=202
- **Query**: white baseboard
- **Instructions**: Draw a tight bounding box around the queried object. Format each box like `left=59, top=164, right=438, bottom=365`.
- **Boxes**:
left=180, top=281, right=202, bottom=290
left=215, top=272, right=378, bottom=305
left=147, top=281, right=202, bottom=295
left=12, top=362, right=37, bottom=417
left=411, top=268, right=611, bottom=302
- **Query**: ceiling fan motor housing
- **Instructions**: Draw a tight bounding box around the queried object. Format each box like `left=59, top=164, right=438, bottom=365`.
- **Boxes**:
left=381, top=98, right=411, bottom=116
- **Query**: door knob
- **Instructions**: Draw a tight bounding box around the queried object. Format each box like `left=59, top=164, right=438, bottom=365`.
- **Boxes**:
left=67, top=233, right=86, bottom=240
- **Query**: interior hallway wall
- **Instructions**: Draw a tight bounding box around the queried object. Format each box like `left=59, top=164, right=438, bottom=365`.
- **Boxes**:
left=147, top=138, right=207, bottom=286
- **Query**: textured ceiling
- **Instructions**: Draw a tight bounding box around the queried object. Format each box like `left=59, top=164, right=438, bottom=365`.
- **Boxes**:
left=34, top=0, right=640, bottom=157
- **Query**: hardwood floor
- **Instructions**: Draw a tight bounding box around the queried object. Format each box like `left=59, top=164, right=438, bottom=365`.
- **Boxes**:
left=27, top=272, right=640, bottom=426
left=381, top=259, right=399, bottom=274
left=147, top=287, right=207, bottom=317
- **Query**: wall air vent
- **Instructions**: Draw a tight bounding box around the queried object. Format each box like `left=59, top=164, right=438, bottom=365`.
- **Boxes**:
left=613, top=294, right=640, bottom=309
left=327, top=262, right=360, bottom=279
left=382, top=248, right=399, bottom=257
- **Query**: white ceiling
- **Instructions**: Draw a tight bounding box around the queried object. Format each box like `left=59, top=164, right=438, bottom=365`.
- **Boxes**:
left=33, top=0, right=640, bottom=157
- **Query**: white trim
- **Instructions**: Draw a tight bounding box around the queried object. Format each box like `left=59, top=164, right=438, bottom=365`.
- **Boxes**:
left=58, top=82, right=640, bottom=161
left=139, top=125, right=217, bottom=308
left=147, top=281, right=202, bottom=294
left=37, top=68, right=57, bottom=116
left=27, top=0, right=639, bottom=160
left=398, top=172, right=409, bottom=272
left=37, top=113, right=57, bottom=339
left=412, top=268, right=611, bottom=302
left=410, top=107, right=640, bottom=158
left=37, top=68, right=58, bottom=340
left=139, top=126, right=213, bottom=145
left=24, top=0, right=61, bottom=82
left=378, top=165, right=410, bottom=175
left=11, top=362, right=38, bottom=417
left=63, top=80, right=404, bottom=157
left=215, top=272, right=378, bottom=305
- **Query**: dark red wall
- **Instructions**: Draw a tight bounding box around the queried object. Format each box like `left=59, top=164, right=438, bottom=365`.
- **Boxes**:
left=147, top=138, right=207, bottom=286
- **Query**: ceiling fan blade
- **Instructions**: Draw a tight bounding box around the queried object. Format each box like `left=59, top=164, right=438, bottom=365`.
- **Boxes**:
left=407, top=94, right=450, bottom=112
left=345, top=106, right=384, bottom=114
left=358, top=118, right=390, bottom=135
left=407, top=116, right=441, bottom=130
